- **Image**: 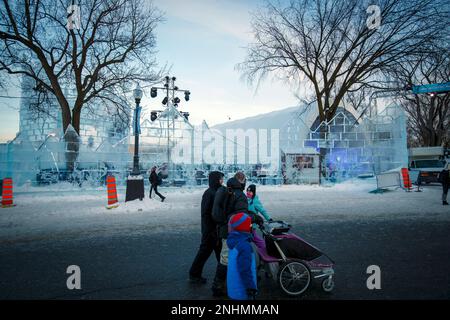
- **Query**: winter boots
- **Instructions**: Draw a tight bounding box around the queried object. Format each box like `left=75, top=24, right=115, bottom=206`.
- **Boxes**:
left=189, top=275, right=207, bottom=284
left=211, top=263, right=227, bottom=297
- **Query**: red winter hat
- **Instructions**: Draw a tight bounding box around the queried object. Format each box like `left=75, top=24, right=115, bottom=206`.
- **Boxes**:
left=228, top=212, right=252, bottom=233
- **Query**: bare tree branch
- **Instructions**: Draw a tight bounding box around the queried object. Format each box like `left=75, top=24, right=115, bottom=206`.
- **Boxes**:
left=385, top=46, right=450, bottom=147
left=237, top=0, right=449, bottom=122
left=0, top=0, right=164, bottom=136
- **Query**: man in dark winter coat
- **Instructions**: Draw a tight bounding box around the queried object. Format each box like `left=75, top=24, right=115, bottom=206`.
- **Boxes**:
left=438, top=163, right=450, bottom=205
left=211, top=171, right=248, bottom=297
left=149, top=166, right=165, bottom=202
left=189, top=171, right=225, bottom=283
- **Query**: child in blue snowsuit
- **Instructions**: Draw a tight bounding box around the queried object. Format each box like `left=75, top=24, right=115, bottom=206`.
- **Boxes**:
left=226, top=212, right=258, bottom=300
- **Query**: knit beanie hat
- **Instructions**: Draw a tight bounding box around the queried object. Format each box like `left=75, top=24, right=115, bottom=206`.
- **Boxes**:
left=228, top=212, right=252, bottom=233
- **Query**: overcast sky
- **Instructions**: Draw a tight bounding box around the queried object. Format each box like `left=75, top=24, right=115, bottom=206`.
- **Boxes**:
left=0, top=0, right=299, bottom=142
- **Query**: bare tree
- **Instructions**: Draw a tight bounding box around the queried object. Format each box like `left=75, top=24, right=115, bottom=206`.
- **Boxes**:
left=238, top=0, right=449, bottom=123
left=0, top=0, right=163, bottom=168
left=387, top=47, right=450, bottom=147
left=0, top=75, right=5, bottom=89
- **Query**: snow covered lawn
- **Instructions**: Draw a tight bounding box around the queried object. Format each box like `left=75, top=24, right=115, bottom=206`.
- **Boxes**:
left=1, top=179, right=448, bottom=244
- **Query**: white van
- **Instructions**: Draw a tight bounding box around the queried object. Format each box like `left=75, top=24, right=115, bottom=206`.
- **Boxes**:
left=408, top=147, right=446, bottom=184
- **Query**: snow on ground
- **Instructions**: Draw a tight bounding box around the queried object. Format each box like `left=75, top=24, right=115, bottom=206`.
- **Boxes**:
left=1, top=178, right=449, bottom=244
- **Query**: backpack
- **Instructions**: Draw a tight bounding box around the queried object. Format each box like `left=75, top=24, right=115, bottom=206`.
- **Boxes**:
left=223, top=186, right=235, bottom=216
left=157, top=173, right=163, bottom=186
left=212, top=186, right=234, bottom=225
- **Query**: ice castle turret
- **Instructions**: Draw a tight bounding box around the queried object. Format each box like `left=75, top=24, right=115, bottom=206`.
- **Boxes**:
left=19, top=76, right=62, bottom=142
left=0, top=76, right=131, bottom=185
left=18, top=76, right=130, bottom=148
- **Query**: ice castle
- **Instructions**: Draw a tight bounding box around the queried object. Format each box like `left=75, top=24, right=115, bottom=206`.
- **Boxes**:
left=281, top=104, right=409, bottom=184
left=0, top=77, right=131, bottom=185
left=0, top=76, right=409, bottom=187
left=214, top=103, right=409, bottom=184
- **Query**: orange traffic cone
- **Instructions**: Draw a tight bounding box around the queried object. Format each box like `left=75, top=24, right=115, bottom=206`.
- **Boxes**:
left=401, top=168, right=412, bottom=192
left=106, top=175, right=119, bottom=209
left=1, top=177, right=16, bottom=208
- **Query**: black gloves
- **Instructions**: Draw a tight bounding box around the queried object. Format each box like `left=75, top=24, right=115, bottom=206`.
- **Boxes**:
left=253, top=214, right=264, bottom=226
left=246, top=288, right=257, bottom=299
left=268, top=218, right=273, bottom=222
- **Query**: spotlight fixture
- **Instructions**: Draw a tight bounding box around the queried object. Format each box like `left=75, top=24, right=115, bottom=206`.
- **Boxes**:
left=144, top=76, right=191, bottom=178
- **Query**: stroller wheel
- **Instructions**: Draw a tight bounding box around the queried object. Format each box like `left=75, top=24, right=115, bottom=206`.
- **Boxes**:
left=278, top=260, right=311, bottom=296
left=321, top=277, right=335, bottom=293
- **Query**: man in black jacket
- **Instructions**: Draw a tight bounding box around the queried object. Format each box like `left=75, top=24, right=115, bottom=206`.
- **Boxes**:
left=211, top=171, right=248, bottom=297
left=439, top=163, right=450, bottom=205
left=189, top=171, right=225, bottom=283
left=149, top=166, right=165, bottom=202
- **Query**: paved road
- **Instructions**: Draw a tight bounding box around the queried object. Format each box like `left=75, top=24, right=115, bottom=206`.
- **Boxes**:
left=0, top=217, right=449, bottom=300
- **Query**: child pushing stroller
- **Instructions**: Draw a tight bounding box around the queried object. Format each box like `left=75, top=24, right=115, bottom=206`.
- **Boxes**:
left=246, top=184, right=271, bottom=250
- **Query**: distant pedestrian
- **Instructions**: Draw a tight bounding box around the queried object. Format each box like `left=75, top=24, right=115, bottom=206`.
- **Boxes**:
left=149, top=166, right=165, bottom=202
left=438, top=163, right=450, bottom=205
left=189, top=171, right=225, bottom=284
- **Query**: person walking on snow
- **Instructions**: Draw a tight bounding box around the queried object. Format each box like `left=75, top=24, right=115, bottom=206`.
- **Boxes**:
left=189, top=171, right=225, bottom=284
left=246, top=184, right=271, bottom=250
left=226, top=212, right=258, bottom=300
left=246, top=184, right=271, bottom=221
left=149, top=166, right=165, bottom=202
left=211, top=171, right=248, bottom=297
left=438, top=162, right=450, bottom=205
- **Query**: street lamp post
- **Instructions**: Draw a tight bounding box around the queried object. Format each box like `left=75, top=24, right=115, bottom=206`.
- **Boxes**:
left=132, top=84, right=143, bottom=175
left=125, top=84, right=145, bottom=202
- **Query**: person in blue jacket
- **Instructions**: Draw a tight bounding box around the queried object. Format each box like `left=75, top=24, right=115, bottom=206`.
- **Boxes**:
left=246, top=184, right=271, bottom=250
left=246, top=184, right=271, bottom=221
left=226, top=212, right=258, bottom=300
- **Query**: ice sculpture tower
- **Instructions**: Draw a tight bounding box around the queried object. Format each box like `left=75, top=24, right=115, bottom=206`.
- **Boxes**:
left=19, top=77, right=62, bottom=142
left=18, top=76, right=130, bottom=148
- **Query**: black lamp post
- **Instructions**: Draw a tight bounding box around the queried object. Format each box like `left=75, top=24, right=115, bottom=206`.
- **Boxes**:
left=131, top=84, right=143, bottom=175
left=125, top=84, right=145, bottom=202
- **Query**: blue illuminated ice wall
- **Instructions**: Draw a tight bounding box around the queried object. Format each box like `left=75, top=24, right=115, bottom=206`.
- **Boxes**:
left=303, top=104, right=408, bottom=182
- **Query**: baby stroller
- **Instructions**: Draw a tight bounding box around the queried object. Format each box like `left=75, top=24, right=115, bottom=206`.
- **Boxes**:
left=254, top=220, right=335, bottom=296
